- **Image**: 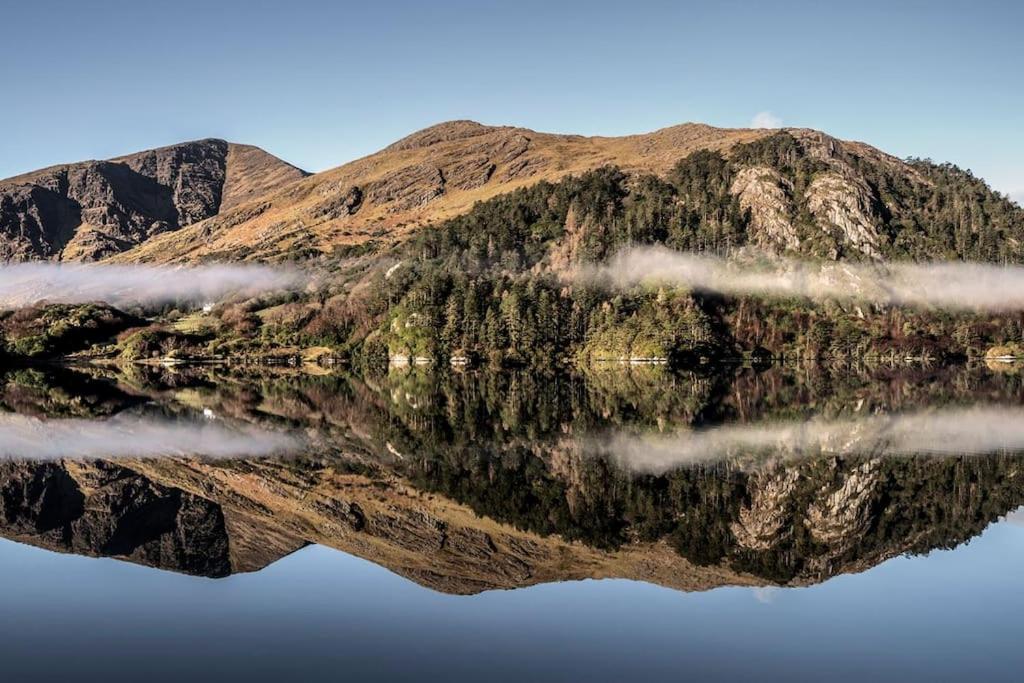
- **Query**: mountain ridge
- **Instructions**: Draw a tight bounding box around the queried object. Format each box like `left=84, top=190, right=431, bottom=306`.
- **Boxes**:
left=4, top=119, right=999, bottom=266
left=106, top=119, right=946, bottom=264
left=106, top=121, right=797, bottom=263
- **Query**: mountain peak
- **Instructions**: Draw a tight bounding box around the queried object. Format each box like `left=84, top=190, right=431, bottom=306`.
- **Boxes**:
left=386, top=120, right=497, bottom=152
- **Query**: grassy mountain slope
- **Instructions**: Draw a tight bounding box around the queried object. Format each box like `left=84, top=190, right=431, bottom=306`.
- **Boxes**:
left=110, top=121, right=784, bottom=263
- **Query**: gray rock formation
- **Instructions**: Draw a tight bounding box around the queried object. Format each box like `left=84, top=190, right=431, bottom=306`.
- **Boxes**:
left=729, top=166, right=799, bottom=251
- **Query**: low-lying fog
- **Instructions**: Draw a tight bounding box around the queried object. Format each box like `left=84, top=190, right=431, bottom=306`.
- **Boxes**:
left=584, top=246, right=1024, bottom=312
left=0, top=262, right=306, bottom=308
left=596, top=405, right=1024, bottom=473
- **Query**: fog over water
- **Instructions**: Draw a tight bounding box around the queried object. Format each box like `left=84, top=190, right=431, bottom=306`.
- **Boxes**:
left=0, top=263, right=306, bottom=308
left=585, top=246, right=1024, bottom=312
left=5, top=250, right=1024, bottom=313
left=597, top=405, right=1024, bottom=473
left=0, top=413, right=301, bottom=461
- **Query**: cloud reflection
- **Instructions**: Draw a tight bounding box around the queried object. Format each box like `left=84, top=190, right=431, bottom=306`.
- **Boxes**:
left=0, top=413, right=301, bottom=461
left=595, top=405, right=1024, bottom=473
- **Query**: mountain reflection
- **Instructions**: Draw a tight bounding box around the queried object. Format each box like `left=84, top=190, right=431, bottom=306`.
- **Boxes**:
left=0, top=363, right=1022, bottom=592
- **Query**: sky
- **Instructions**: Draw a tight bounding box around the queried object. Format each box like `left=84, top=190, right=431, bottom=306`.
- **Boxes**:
left=1, top=0, right=1021, bottom=202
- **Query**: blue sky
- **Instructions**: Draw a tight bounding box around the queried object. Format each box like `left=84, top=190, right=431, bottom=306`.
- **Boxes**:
left=1, top=0, right=1021, bottom=201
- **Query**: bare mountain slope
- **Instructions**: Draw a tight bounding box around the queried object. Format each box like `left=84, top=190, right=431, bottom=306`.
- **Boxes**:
left=0, top=139, right=306, bottom=261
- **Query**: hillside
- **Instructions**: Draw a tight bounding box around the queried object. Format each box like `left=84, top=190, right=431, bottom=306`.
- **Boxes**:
left=233, top=127, right=1020, bottom=368
left=107, top=120, right=1021, bottom=269
left=0, top=139, right=306, bottom=261
left=111, top=121, right=779, bottom=262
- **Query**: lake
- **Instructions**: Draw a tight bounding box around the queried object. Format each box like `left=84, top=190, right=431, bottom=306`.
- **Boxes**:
left=1, top=362, right=1022, bottom=681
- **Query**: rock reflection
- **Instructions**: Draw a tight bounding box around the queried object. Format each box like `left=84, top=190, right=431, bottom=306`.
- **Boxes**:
left=0, top=363, right=1021, bottom=592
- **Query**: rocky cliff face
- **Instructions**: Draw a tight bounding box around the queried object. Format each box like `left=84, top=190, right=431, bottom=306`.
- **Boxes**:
left=805, top=171, right=883, bottom=258
left=729, top=166, right=800, bottom=251
left=0, top=140, right=305, bottom=261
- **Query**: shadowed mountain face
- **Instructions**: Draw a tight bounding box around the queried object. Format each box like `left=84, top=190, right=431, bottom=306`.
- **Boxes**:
left=0, top=460, right=237, bottom=577
left=0, top=364, right=1022, bottom=591
left=0, top=139, right=306, bottom=261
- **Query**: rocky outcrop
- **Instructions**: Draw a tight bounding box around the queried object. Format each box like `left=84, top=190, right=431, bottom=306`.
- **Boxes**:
left=366, top=163, right=446, bottom=211
left=0, top=139, right=305, bottom=261
left=805, top=460, right=880, bottom=550
left=730, top=468, right=801, bottom=550
left=308, top=184, right=363, bottom=221
left=729, top=166, right=799, bottom=251
left=806, top=171, right=884, bottom=259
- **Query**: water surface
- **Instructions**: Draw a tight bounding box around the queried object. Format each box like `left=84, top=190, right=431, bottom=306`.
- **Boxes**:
left=1, top=363, right=1022, bottom=681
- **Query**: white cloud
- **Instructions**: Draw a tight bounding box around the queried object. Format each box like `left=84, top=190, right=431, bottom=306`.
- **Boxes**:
left=751, top=111, right=783, bottom=129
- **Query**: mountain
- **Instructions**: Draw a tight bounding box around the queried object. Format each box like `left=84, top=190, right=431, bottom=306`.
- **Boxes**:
left=107, top=119, right=1022, bottom=266
left=10, top=452, right=1016, bottom=592
left=0, top=139, right=306, bottom=261
left=6, top=121, right=1019, bottom=267
left=110, top=121, right=776, bottom=262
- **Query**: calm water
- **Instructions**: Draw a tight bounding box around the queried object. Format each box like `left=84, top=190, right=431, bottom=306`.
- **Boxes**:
left=1, top=363, right=1023, bottom=682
